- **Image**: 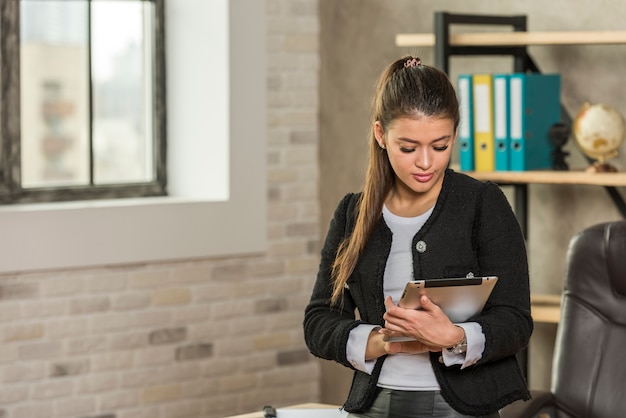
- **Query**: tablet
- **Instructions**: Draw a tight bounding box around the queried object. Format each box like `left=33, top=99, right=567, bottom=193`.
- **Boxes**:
left=398, top=276, right=498, bottom=323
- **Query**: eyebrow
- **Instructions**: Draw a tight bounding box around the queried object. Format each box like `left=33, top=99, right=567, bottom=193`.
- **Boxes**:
left=397, top=135, right=452, bottom=144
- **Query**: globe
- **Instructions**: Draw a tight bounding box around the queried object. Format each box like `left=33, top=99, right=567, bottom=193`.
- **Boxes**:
left=573, top=102, right=625, bottom=172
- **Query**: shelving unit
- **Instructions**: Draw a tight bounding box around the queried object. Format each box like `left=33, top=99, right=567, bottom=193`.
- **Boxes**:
left=396, top=12, right=626, bottom=377
left=396, top=31, right=626, bottom=48
left=530, top=294, right=562, bottom=324
left=465, top=170, right=626, bottom=187
left=396, top=13, right=626, bottom=325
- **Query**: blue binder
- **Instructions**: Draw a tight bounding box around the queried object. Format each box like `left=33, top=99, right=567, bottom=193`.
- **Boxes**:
left=493, top=74, right=510, bottom=171
left=457, top=74, right=474, bottom=171
left=509, top=73, right=561, bottom=171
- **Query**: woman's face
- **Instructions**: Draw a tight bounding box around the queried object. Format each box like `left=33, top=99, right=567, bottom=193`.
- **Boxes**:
left=375, top=116, right=456, bottom=198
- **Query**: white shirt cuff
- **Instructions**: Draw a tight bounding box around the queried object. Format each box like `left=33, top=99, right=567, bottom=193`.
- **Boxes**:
left=346, top=324, right=380, bottom=374
left=441, top=322, right=484, bottom=369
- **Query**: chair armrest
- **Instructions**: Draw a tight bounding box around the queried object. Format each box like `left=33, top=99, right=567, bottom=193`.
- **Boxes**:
left=500, top=390, right=555, bottom=418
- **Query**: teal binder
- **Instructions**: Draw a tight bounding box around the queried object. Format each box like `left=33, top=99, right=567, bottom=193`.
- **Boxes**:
left=493, top=74, right=510, bottom=171
left=509, top=73, right=561, bottom=171
left=457, top=74, right=474, bottom=171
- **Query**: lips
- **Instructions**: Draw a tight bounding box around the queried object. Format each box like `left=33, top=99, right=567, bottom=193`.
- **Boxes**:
left=412, top=173, right=434, bottom=183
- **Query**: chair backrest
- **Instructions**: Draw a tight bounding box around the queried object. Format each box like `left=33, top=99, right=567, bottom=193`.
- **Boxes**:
left=551, top=220, right=626, bottom=418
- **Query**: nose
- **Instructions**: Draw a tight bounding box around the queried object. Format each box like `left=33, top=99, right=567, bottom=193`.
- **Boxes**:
left=414, top=148, right=432, bottom=169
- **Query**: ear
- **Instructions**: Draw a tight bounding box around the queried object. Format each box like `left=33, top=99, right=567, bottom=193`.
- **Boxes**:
left=374, top=121, right=385, bottom=147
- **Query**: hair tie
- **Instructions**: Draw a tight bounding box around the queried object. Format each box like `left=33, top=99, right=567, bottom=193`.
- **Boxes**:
left=404, top=58, right=421, bottom=68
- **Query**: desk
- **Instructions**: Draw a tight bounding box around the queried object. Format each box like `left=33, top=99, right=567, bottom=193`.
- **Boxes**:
left=225, top=404, right=341, bottom=418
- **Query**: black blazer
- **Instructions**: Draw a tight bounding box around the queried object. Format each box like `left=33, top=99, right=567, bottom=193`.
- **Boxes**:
left=304, top=170, right=532, bottom=415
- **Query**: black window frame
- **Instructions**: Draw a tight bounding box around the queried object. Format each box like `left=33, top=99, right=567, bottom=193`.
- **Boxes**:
left=0, top=0, right=166, bottom=204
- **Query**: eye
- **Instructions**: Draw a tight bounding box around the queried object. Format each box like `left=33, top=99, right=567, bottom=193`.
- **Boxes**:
left=433, top=144, right=449, bottom=152
left=399, top=147, right=415, bottom=153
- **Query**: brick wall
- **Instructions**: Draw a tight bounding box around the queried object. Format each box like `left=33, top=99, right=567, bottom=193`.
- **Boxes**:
left=0, top=1, right=321, bottom=417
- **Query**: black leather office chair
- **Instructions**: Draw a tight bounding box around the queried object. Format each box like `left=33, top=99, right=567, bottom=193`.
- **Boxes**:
left=501, top=220, right=626, bottom=418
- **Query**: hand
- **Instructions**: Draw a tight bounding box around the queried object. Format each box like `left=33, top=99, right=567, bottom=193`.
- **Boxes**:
left=365, top=328, right=437, bottom=360
left=383, top=337, right=439, bottom=355
left=381, top=295, right=463, bottom=348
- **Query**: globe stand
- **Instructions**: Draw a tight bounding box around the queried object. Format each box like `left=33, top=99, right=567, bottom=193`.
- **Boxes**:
left=585, top=158, right=619, bottom=173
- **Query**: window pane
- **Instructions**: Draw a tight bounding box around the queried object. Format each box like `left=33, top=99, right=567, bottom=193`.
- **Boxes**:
left=92, top=1, right=154, bottom=184
left=20, top=0, right=90, bottom=188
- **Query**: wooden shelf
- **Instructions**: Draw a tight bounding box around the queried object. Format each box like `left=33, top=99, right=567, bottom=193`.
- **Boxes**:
left=396, top=31, right=626, bottom=47
left=531, top=293, right=562, bottom=324
left=464, top=170, right=626, bottom=187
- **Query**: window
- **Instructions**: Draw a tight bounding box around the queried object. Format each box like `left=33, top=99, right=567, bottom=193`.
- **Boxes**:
left=0, top=0, right=166, bottom=204
left=0, top=0, right=267, bottom=274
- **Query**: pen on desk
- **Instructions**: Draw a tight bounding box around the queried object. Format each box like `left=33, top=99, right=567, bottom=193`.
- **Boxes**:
left=263, top=405, right=277, bottom=418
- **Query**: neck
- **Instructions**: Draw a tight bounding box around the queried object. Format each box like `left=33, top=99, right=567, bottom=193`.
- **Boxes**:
left=385, top=177, right=443, bottom=217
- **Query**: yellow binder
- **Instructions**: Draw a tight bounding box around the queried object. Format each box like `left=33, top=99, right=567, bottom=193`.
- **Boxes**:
left=472, top=74, right=495, bottom=172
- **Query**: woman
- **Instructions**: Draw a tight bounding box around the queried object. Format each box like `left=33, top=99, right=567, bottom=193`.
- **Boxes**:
left=303, top=56, right=532, bottom=417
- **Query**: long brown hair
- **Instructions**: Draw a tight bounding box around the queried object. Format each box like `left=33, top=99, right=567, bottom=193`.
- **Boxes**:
left=330, top=56, right=460, bottom=304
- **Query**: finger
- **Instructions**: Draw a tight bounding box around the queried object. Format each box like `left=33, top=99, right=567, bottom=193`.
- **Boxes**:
left=378, top=328, right=391, bottom=336
left=384, top=296, right=396, bottom=311
left=384, top=297, right=410, bottom=320
left=419, top=294, right=439, bottom=312
left=380, top=321, right=404, bottom=334
left=385, top=340, right=430, bottom=355
left=383, top=297, right=405, bottom=323
left=384, top=341, right=402, bottom=354
left=378, top=327, right=407, bottom=338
